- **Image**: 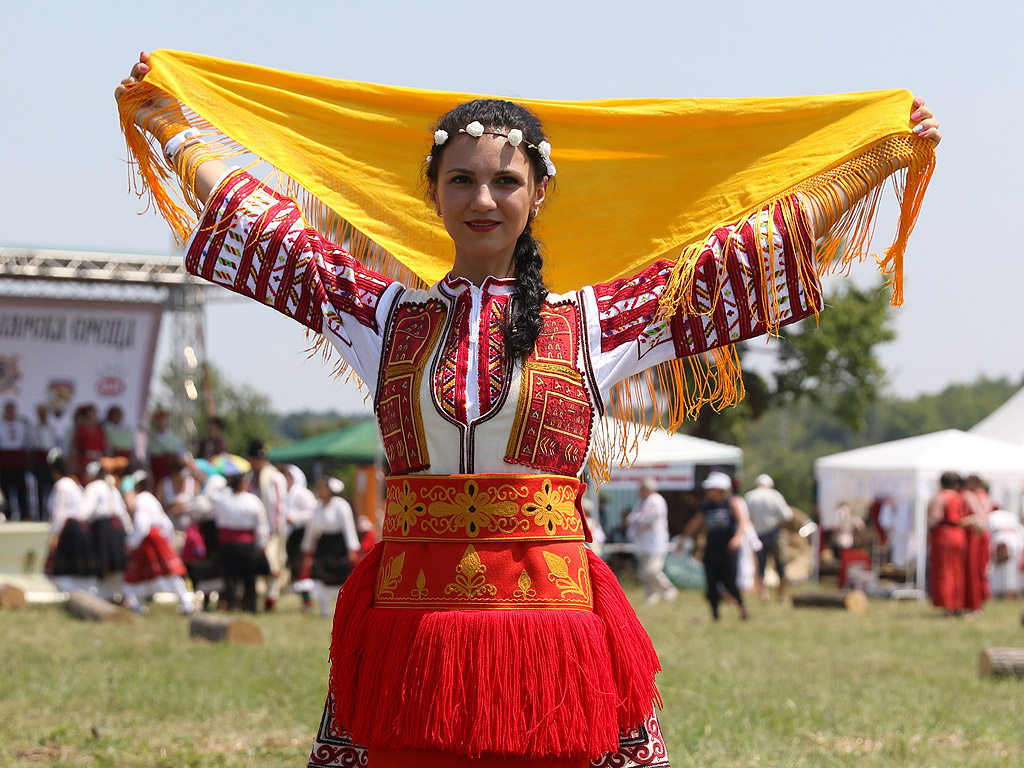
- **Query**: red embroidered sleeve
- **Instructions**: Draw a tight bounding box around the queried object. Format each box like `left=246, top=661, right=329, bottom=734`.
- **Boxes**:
left=184, top=170, right=396, bottom=341
left=586, top=196, right=820, bottom=389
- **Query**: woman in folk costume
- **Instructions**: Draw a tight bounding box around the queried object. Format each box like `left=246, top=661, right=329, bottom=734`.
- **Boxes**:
left=927, top=472, right=968, bottom=616
left=72, top=405, right=108, bottom=485
left=82, top=458, right=132, bottom=598
left=116, top=50, right=940, bottom=767
left=122, top=469, right=194, bottom=614
left=45, top=450, right=99, bottom=594
left=212, top=461, right=269, bottom=613
left=283, top=464, right=319, bottom=611
left=961, top=474, right=992, bottom=613
left=157, top=457, right=199, bottom=531
left=302, top=476, right=360, bottom=618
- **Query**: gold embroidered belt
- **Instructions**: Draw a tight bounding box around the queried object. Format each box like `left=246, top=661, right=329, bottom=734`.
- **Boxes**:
left=375, top=474, right=592, bottom=611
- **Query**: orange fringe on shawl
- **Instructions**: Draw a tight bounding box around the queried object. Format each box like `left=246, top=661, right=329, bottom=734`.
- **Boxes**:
left=593, top=133, right=934, bottom=483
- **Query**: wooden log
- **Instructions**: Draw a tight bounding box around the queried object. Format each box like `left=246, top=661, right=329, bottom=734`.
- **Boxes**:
left=979, top=648, right=1024, bottom=679
left=65, top=590, right=133, bottom=624
left=189, top=613, right=263, bottom=646
left=791, top=590, right=869, bottom=613
left=0, top=584, right=26, bottom=609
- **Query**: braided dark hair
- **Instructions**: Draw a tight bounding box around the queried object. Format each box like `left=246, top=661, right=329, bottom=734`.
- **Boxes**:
left=425, top=99, right=551, bottom=360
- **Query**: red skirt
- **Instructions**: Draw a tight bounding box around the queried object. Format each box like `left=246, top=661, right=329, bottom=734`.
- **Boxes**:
left=964, top=528, right=990, bottom=611
left=328, top=474, right=661, bottom=763
left=929, top=525, right=967, bottom=610
left=124, top=530, right=187, bottom=584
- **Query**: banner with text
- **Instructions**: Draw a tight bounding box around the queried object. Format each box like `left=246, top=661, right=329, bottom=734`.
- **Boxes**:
left=0, top=297, right=163, bottom=441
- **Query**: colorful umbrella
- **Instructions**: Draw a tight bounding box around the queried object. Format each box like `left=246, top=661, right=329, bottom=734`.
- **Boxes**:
left=193, top=457, right=221, bottom=477
left=210, top=452, right=251, bottom=477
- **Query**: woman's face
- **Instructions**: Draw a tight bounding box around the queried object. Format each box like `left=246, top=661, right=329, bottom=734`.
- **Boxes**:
left=430, top=133, right=546, bottom=277
left=315, top=477, right=331, bottom=502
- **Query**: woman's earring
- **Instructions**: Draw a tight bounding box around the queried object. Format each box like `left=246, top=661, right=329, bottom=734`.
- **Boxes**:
left=435, top=208, right=442, bottom=217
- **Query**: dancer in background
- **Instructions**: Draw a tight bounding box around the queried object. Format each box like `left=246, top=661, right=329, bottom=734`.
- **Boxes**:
left=44, top=451, right=97, bottom=594
left=82, top=459, right=131, bottom=599
left=213, top=463, right=268, bottom=613
left=283, top=464, right=318, bottom=612
left=247, top=442, right=287, bottom=611
left=301, top=477, right=359, bottom=618
left=123, top=470, right=194, bottom=614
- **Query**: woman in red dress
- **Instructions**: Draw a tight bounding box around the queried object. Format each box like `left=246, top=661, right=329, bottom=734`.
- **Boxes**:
left=961, top=474, right=992, bottom=613
left=928, top=472, right=968, bottom=615
left=72, top=405, right=108, bottom=484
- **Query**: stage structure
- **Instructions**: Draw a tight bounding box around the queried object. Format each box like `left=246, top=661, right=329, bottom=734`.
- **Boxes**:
left=0, top=246, right=210, bottom=450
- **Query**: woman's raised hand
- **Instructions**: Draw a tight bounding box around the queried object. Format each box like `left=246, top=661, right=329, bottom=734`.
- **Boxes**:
left=114, top=51, right=183, bottom=131
left=114, top=50, right=228, bottom=204
left=911, top=97, right=941, bottom=146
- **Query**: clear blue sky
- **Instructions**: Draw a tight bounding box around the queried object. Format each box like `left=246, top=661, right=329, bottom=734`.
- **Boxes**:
left=3, top=0, right=1021, bottom=414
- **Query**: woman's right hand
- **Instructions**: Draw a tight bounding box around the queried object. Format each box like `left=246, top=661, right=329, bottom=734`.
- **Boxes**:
left=113, top=51, right=183, bottom=132
left=114, top=50, right=228, bottom=204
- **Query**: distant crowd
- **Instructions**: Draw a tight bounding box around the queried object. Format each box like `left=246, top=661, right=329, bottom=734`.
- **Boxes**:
left=1, top=396, right=376, bottom=615
left=0, top=398, right=177, bottom=522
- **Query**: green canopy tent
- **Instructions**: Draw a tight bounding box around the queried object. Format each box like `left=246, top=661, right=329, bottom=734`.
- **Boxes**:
left=268, top=419, right=382, bottom=465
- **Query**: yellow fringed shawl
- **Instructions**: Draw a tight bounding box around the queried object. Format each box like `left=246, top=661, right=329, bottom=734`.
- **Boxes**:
left=118, top=49, right=935, bottom=473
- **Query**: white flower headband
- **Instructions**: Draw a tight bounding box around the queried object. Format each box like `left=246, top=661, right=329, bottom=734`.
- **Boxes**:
left=430, top=121, right=557, bottom=176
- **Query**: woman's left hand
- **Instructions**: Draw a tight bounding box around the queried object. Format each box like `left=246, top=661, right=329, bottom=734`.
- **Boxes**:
left=911, top=97, right=942, bottom=146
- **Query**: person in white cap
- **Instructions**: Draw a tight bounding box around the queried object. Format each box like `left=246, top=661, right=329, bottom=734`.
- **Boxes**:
left=743, top=474, right=793, bottom=603
left=684, top=470, right=748, bottom=620
left=302, top=476, right=360, bottom=617
left=625, top=477, right=678, bottom=605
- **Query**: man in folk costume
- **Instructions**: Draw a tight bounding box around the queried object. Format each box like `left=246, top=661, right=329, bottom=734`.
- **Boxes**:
left=928, top=472, right=968, bottom=616
left=104, top=405, right=136, bottom=460
left=30, top=404, right=60, bottom=520
left=248, top=440, right=288, bottom=611
left=0, top=401, right=30, bottom=521
left=147, top=409, right=185, bottom=486
left=115, top=50, right=940, bottom=767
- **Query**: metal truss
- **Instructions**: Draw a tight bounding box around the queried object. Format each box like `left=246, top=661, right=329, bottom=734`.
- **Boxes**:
left=1, top=246, right=210, bottom=440
left=0, top=246, right=205, bottom=286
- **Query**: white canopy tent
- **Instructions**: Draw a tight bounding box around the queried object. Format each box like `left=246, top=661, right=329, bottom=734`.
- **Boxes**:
left=971, top=387, right=1024, bottom=446
left=599, top=420, right=742, bottom=488
left=815, top=429, right=1024, bottom=590
left=594, top=420, right=742, bottom=529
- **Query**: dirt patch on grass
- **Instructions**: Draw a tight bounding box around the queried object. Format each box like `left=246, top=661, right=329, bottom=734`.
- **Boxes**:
left=13, top=746, right=66, bottom=762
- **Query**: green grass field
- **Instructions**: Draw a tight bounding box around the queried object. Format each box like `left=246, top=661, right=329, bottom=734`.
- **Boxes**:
left=1, top=589, right=1021, bottom=767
